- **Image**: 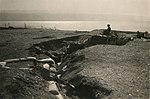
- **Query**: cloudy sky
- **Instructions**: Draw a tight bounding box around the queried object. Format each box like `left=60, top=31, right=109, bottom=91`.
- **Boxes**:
left=0, top=0, right=149, bottom=20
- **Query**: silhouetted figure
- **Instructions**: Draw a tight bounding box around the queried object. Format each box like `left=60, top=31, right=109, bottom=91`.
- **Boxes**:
left=107, top=24, right=111, bottom=33
left=103, top=24, right=111, bottom=36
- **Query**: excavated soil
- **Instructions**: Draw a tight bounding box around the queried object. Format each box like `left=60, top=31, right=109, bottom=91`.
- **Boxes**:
left=0, top=29, right=149, bottom=99
left=0, top=62, right=58, bottom=99
left=29, top=33, right=143, bottom=99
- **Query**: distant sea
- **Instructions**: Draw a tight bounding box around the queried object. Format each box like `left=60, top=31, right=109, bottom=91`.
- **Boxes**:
left=0, top=21, right=150, bottom=32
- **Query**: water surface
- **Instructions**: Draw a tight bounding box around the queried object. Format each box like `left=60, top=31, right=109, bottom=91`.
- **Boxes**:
left=0, top=21, right=149, bottom=32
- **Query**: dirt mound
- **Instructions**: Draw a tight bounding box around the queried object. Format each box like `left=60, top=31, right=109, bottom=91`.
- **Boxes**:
left=0, top=65, right=58, bottom=99
left=59, top=52, right=112, bottom=99
left=0, top=31, right=135, bottom=99
left=69, top=75, right=112, bottom=99
left=28, top=34, right=132, bottom=98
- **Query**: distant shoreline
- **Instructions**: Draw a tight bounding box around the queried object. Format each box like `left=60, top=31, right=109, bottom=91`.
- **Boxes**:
left=0, top=21, right=149, bottom=32
left=0, top=27, right=147, bottom=35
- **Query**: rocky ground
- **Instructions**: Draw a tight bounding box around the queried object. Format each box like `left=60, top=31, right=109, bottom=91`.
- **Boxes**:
left=0, top=28, right=149, bottom=99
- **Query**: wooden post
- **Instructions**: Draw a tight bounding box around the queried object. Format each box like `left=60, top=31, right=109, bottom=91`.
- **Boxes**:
left=24, top=23, right=27, bottom=28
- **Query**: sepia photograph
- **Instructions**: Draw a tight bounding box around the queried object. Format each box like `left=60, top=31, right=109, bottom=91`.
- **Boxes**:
left=0, top=0, right=150, bottom=99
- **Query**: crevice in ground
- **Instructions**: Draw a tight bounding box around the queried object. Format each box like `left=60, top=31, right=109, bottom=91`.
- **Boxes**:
left=28, top=34, right=131, bottom=99
left=67, top=75, right=112, bottom=99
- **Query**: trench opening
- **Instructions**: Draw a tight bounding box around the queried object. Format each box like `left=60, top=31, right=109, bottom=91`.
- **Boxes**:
left=29, top=35, right=131, bottom=62
left=66, top=75, right=112, bottom=99
left=29, top=34, right=131, bottom=98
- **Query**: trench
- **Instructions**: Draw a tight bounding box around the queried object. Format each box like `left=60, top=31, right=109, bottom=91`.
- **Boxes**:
left=29, top=34, right=131, bottom=99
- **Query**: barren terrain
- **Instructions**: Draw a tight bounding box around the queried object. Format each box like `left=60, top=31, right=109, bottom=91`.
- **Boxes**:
left=0, top=28, right=149, bottom=99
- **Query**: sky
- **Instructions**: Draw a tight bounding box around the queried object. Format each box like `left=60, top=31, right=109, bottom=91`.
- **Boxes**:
left=0, top=0, right=149, bottom=20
